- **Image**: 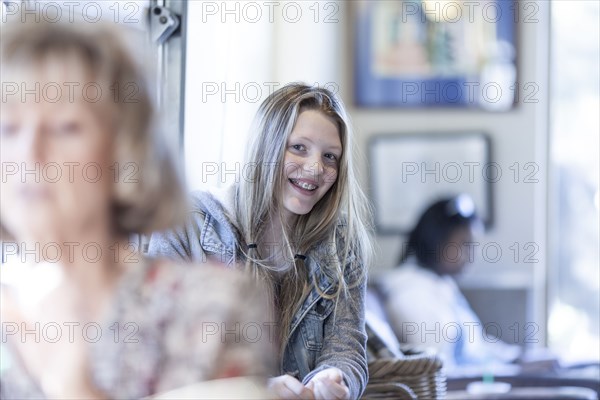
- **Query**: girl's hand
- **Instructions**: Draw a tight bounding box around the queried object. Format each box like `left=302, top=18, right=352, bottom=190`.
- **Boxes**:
left=305, top=368, right=350, bottom=400
left=268, top=374, right=315, bottom=400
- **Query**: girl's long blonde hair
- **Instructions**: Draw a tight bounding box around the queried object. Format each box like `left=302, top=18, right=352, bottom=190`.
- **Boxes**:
left=235, top=83, right=374, bottom=356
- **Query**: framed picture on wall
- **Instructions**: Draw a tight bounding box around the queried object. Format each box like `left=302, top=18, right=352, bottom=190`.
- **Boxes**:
left=369, top=132, right=493, bottom=234
left=354, top=0, right=517, bottom=110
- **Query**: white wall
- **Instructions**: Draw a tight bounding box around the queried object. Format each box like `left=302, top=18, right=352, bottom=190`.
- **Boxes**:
left=184, top=1, right=274, bottom=190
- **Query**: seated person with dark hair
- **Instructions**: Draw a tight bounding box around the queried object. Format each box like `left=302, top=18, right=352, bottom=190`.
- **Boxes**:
left=376, top=195, right=521, bottom=372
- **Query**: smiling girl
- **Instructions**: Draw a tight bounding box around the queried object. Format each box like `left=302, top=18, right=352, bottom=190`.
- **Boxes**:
left=149, top=83, right=374, bottom=399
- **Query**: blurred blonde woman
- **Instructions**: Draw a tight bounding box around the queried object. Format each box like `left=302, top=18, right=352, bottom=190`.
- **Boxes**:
left=149, top=83, right=374, bottom=399
left=0, top=17, right=272, bottom=399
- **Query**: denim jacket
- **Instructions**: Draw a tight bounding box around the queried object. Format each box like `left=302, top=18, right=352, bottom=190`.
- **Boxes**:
left=148, top=185, right=368, bottom=399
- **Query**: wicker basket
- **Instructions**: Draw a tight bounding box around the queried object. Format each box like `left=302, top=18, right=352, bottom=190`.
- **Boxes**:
left=363, top=288, right=447, bottom=399
left=362, top=317, right=447, bottom=399
left=362, top=382, right=417, bottom=399
left=363, top=351, right=447, bottom=399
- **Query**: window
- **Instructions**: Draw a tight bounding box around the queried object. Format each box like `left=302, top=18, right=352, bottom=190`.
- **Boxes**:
left=548, top=0, right=600, bottom=363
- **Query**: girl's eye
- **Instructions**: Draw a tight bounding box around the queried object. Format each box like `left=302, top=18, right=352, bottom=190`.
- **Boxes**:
left=324, top=153, right=338, bottom=162
left=291, top=144, right=305, bottom=151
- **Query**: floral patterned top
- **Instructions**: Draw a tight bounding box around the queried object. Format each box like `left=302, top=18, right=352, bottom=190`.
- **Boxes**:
left=0, top=258, right=274, bottom=399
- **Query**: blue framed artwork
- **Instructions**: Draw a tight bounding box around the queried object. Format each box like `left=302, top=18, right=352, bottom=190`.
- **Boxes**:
left=354, top=0, right=517, bottom=110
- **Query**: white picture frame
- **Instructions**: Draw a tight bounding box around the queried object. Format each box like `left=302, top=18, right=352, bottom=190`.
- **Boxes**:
left=369, top=132, right=492, bottom=234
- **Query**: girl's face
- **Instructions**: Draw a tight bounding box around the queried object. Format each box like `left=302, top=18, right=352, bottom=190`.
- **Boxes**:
left=0, top=61, right=114, bottom=243
left=281, top=110, right=342, bottom=219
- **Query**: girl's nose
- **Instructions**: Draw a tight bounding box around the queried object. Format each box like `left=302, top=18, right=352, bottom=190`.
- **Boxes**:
left=304, top=156, right=324, bottom=177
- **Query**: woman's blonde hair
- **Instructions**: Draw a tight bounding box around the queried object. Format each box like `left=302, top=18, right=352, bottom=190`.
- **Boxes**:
left=0, top=17, right=185, bottom=239
left=235, top=83, right=374, bottom=354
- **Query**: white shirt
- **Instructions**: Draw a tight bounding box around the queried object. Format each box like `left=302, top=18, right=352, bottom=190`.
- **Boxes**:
left=377, top=260, right=520, bottom=370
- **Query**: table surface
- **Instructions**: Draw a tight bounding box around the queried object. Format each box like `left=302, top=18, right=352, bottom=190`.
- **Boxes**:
left=447, top=385, right=598, bottom=400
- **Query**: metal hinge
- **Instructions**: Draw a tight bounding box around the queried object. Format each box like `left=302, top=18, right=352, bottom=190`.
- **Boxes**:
left=149, top=5, right=180, bottom=45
